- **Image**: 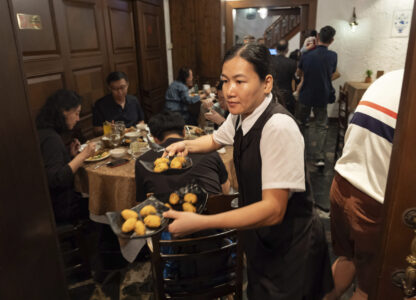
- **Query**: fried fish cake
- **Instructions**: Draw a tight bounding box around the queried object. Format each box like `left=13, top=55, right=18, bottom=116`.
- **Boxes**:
left=121, top=209, right=138, bottom=220
left=182, top=202, right=196, bottom=213
left=134, top=220, right=146, bottom=235
left=183, top=193, right=197, bottom=204
left=121, top=218, right=137, bottom=232
left=154, top=157, right=169, bottom=166
left=144, top=215, right=161, bottom=228
left=170, top=159, right=182, bottom=169
left=154, top=162, right=169, bottom=173
left=140, top=205, right=157, bottom=217
left=169, top=192, right=180, bottom=205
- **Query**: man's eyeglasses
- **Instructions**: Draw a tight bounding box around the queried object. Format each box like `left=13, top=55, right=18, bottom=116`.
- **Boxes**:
left=110, top=85, right=128, bottom=92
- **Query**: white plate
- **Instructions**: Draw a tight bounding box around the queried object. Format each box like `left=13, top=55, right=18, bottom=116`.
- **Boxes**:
left=85, top=151, right=110, bottom=162
left=79, top=142, right=102, bottom=153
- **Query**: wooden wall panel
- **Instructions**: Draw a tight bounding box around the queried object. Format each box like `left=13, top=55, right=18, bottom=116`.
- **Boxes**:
left=27, top=74, right=65, bottom=118
left=13, top=0, right=59, bottom=56
left=169, top=0, right=196, bottom=79
left=64, top=2, right=100, bottom=53
left=73, top=67, right=106, bottom=116
left=134, top=0, right=168, bottom=119
left=194, top=0, right=221, bottom=85
left=115, top=61, right=139, bottom=95
left=108, top=6, right=135, bottom=51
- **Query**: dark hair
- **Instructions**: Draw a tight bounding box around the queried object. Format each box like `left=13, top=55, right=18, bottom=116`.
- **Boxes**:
left=106, top=71, right=129, bottom=85
left=309, top=29, right=318, bottom=37
left=148, top=111, right=185, bottom=141
left=176, top=67, right=191, bottom=84
left=36, top=89, right=82, bottom=133
left=222, top=43, right=283, bottom=105
left=276, top=39, right=288, bottom=52
left=319, top=26, right=336, bottom=44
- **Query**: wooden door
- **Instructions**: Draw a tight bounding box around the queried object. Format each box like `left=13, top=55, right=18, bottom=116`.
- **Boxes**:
left=372, top=2, right=416, bottom=299
left=102, top=0, right=140, bottom=97
left=134, top=0, right=168, bottom=119
left=0, top=0, right=68, bottom=299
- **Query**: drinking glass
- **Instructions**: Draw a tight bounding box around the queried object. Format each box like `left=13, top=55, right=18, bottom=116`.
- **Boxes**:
left=130, top=141, right=142, bottom=160
left=110, top=133, right=121, bottom=148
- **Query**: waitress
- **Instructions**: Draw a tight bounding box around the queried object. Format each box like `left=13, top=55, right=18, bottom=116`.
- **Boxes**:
left=163, top=44, right=333, bottom=299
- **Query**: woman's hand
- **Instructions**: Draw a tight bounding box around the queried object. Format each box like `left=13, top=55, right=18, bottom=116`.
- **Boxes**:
left=69, top=139, right=81, bottom=157
left=204, top=110, right=225, bottom=125
left=163, top=210, right=205, bottom=237
left=80, top=142, right=96, bottom=160
left=164, top=141, right=188, bottom=157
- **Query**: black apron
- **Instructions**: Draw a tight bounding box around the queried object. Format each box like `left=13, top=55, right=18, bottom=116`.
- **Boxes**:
left=233, top=101, right=333, bottom=300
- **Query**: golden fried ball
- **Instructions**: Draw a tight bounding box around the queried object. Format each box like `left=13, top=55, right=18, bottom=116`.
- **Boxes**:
left=144, top=215, right=161, bottom=228
left=121, top=218, right=137, bottom=233
left=182, top=202, right=196, bottom=213
left=140, top=205, right=157, bottom=217
left=154, top=162, right=169, bottom=173
left=169, top=193, right=180, bottom=205
left=184, top=193, right=197, bottom=204
left=170, top=159, right=182, bottom=169
left=165, top=203, right=172, bottom=209
left=135, top=220, right=146, bottom=236
left=172, top=156, right=186, bottom=164
left=121, top=209, right=138, bottom=220
left=154, top=157, right=169, bottom=166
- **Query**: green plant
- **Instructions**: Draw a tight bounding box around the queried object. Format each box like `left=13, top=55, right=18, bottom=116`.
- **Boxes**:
left=366, top=69, right=373, bottom=77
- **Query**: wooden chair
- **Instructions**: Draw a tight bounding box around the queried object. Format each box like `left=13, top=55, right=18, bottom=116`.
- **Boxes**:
left=205, top=193, right=240, bottom=215
left=150, top=229, right=243, bottom=300
left=56, top=221, right=92, bottom=285
left=334, top=85, right=349, bottom=161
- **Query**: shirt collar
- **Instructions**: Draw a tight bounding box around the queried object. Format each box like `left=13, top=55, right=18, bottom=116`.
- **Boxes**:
left=238, top=93, right=273, bottom=135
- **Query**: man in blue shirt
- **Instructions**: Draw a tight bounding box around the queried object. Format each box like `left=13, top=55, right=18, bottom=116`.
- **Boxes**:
left=93, top=71, right=144, bottom=135
left=297, top=26, right=338, bottom=167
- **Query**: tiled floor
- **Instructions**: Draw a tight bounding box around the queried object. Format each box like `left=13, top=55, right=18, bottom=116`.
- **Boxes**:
left=69, top=119, right=353, bottom=300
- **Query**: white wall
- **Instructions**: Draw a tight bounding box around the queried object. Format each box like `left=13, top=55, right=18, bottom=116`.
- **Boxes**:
left=163, top=0, right=174, bottom=84
left=234, top=8, right=279, bottom=43
left=316, top=0, right=413, bottom=116
left=288, top=32, right=300, bottom=55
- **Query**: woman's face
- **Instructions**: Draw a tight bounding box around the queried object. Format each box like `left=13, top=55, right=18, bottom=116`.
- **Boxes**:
left=186, top=70, right=193, bottom=87
left=63, top=105, right=81, bottom=130
left=221, top=56, right=272, bottom=117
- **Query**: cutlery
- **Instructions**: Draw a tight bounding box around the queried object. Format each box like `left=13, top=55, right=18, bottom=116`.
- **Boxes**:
left=145, top=134, right=165, bottom=153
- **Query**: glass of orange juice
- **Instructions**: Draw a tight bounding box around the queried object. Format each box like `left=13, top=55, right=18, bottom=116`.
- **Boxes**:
left=103, top=121, right=112, bottom=136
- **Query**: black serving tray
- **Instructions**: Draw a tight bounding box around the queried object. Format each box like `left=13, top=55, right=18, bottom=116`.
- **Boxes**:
left=153, top=183, right=208, bottom=214
left=106, top=197, right=169, bottom=239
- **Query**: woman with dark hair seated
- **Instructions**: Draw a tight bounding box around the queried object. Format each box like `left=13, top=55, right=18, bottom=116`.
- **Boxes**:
left=165, top=67, right=210, bottom=125
left=36, top=89, right=96, bottom=223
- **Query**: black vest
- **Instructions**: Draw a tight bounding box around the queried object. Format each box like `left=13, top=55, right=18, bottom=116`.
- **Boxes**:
left=233, top=100, right=314, bottom=269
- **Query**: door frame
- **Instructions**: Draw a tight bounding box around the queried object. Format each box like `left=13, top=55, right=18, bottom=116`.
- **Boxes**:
left=224, top=0, right=317, bottom=51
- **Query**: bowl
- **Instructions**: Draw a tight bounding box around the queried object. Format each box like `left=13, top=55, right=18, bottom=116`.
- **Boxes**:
left=136, top=123, right=147, bottom=131
left=109, top=148, right=126, bottom=158
left=125, top=131, right=141, bottom=139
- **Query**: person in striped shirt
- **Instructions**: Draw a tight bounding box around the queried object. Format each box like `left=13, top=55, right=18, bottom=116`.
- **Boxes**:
left=325, top=69, right=404, bottom=300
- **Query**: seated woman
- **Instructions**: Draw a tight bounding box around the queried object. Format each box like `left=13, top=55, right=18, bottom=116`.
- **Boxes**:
left=204, top=81, right=229, bottom=128
left=36, top=89, right=96, bottom=223
left=165, top=67, right=209, bottom=125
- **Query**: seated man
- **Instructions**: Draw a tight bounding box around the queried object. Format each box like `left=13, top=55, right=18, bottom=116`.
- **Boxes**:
left=93, top=71, right=144, bottom=135
left=135, top=111, right=230, bottom=202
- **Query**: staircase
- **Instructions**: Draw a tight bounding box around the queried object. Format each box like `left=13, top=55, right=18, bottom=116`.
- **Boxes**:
left=264, top=14, right=301, bottom=48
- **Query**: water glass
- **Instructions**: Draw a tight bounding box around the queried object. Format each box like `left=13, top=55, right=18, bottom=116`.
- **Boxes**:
left=110, top=133, right=121, bottom=148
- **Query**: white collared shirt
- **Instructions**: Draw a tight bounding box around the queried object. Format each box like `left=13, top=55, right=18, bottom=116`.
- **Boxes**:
left=213, top=94, right=305, bottom=192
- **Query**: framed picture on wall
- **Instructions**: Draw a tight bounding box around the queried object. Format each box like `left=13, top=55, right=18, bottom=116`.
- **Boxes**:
left=391, top=10, right=411, bottom=37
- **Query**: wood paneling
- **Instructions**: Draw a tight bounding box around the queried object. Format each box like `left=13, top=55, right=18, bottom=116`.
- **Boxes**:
left=64, top=1, right=100, bottom=53
left=108, top=6, right=135, bottom=51
left=115, top=61, right=139, bottom=95
left=13, top=0, right=60, bottom=56
left=0, top=0, right=68, bottom=299
left=169, top=0, right=221, bottom=85
left=27, top=73, right=65, bottom=117
left=134, top=0, right=168, bottom=119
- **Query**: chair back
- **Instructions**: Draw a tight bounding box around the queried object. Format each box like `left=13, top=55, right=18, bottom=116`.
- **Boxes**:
left=150, top=228, right=243, bottom=300
left=335, top=85, right=349, bottom=160
left=205, top=193, right=239, bottom=215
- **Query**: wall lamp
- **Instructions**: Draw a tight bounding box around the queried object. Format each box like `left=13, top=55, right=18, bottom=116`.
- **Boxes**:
left=349, top=7, right=358, bottom=32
